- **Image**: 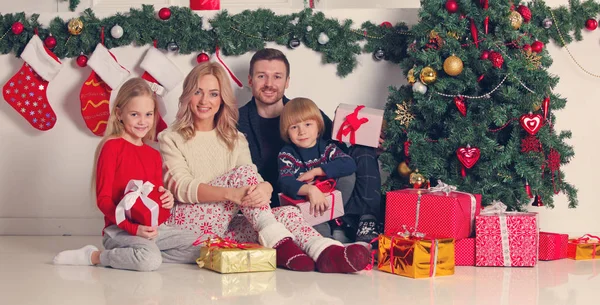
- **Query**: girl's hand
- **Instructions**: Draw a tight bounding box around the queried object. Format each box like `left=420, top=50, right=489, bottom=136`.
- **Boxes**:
left=137, top=225, right=158, bottom=239
left=307, top=186, right=328, bottom=217
left=158, top=186, right=174, bottom=209
left=241, top=182, right=272, bottom=207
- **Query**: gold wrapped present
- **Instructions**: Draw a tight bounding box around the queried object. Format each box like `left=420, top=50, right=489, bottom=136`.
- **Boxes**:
left=377, top=234, right=454, bottom=278
left=567, top=234, right=600, bottom=260
left=195, top=237, right=276, bottom=273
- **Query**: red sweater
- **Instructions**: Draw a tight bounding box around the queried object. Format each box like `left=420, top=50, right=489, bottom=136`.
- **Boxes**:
left=96, top=137, right=164, bottom=236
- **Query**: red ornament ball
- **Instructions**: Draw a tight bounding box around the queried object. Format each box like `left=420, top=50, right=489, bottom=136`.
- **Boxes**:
left=489, top=51, right=504, bottom=68
left=445, top=0, right=459, bottom=13
left=158, top=7, right=172, bottom=20
left=531, top=41, right=544, bottom=53
left=380, top=21, right=392, bottom=28
left=76, top=54, right=88, bottom=67
left=522, top=44, right=532, bottom=53
left=196, top=52, right=210, bottom=64
left=517, top=5, right=532, bottom=23
left=585, top=19, right=598, bottom=30
left=11, top=22, right=24, bottom=35
left=480, top=50, right=490, bottom=60
left=44, top=35, right=57, bottom=49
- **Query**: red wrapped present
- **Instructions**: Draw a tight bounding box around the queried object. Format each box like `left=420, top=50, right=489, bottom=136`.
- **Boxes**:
left=539, top=232, right=568, bottom=261
left=455, top=238, right=476, bottom=266
left=384, top=181, right=481, bottom=240
left=190, top=0, right=220, bottom=10
left=475, top=202, right=538, bottom=267
left=278, top=179, right=344, bottom=226
left=116, top=180, right=171, bottom=227
left=332, top=104, right=384, bottom=148
left=567, top=234, right=600, bottom=260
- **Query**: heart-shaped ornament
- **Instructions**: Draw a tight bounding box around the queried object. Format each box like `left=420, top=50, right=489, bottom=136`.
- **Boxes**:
left=519, top=113, right=543, bottom=135
left=454, top=96, right=467, bottom=116
left=456, top=146, right=480, bottom=169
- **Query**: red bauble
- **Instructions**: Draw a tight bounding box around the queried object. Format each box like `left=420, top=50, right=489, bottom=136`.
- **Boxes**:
left=480, top=50, right=490, bottom=60
left=445, top=0, right=459, bottom=13
left=76, top=54, right=88, bottom=67
left=44, top=35, right=57, bottom=49
left=380, top=21, right=392, bottom=28
left=454, top=96, right=467, bottom=116
left=158, top=7, right=172, bottom=20
left=585, top=19, right=598, bottom=30
left=456, top=145, right=481, bottom=170
left=517, top=5, right=532, bottom=23
left=531, top=41, right=544, bottom=53
left=11, top=22, right=24, bottom=35
left=522, top=44, right=532, bottom=53
left=196, top=52, right=210, bottom=63
left=489, top=51, right=504, bottom=68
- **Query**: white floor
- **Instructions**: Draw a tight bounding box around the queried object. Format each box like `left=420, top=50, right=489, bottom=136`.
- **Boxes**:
left=0, top=236, right=597, bottom=305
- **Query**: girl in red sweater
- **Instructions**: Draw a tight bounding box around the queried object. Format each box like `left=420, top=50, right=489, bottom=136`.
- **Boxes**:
left=53, top=78, right=200, bottom=271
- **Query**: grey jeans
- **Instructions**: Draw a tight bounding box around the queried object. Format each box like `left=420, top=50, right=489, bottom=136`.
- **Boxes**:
left=100, top=224, right=200, bottom=272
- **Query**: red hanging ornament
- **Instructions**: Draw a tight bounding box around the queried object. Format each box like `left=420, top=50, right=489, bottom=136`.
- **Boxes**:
left=445, top=0, right=459, bottom=13
left=531, top=41, right=544, bottom=53
left=525, top=180, right=533, bottom=198
left=489, top=51, right=504, bottom=68
left=517, top=5, right=532, bottom=23
left=454, top=96, right=467, bottom=116
left=585, top=19, right=598, bottom=30
left=522, top=44, right=532, bottom=53
left=469, top=18, right=479, bottom=48
left=484, top=16, right=490, bottom=34
left=477, top=74, right=485, bottom=82
left=456, top=145, right=480, bottom=177
left=480, top=50, right=490, bottom=60
left=520, top=112, right=543, bottom=135
left=76, top=54, right=88, bottom=67
left=158, top=7, right=172, bottom=20
left=196, top=52, right=210, bottom=63
left=404, top=141, right=411, bottom=158
left=44, top=35, right=57, bottom=49
left=380, top=21, right=393, bottom=28
left=479, top=0, right=489, bottom=10
left=542, top=96, right=550, bottom=120
left=521, top=135, right=542, bottom=153
left=547, top=149, right=561, bottom=194
left=11, top=22, right=24, bottom=35
left=532, top=195, right=544, bottom=207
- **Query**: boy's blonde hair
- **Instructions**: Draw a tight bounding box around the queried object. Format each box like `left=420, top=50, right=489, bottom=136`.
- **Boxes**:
left=171, top=62, right=239, bottom=150
left=279, top=97, right=324, bottom=143
left=91, top=78, right=159, bottom=194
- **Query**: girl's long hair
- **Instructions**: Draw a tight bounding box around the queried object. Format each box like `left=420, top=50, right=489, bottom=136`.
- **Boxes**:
left=171, top=62, right=239, bottom=150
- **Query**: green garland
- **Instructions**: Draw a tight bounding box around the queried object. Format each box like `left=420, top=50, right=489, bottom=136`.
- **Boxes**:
left=0, top=6, right=410, bottom=77
left=60, top=0, right=81, bottom=12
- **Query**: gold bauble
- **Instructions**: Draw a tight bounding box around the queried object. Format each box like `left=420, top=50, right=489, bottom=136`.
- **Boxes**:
left=407, top=67, right=416, bottom=84
left=68, top=18, right=84, bottom=35
left=419, top=66, right=437, bottom=85
left=397, top=161, right=412, bottom=177
left=509, top=11, right=523, bottom=30
left=409, top=169, right=426, bottom=188
left=443, top=55, right=463, bottom=76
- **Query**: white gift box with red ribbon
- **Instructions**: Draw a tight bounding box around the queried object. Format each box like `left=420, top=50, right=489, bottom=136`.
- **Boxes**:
left=332, top=104, right=384, bottom=149
left=278, top=180, right=344, bottom=226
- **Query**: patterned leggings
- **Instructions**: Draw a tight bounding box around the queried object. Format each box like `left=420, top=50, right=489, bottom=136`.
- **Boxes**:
left=167, top=165, right=340, bottom=258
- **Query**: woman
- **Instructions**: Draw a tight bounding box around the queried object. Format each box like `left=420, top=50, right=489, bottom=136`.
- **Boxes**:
left=158, top=62, right=369, bottom=273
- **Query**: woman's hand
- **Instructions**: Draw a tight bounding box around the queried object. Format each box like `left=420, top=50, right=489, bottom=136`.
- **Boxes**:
left=158, top=186, right=174, bottom=209
left=241, top=182, right=272, bottom=207
left=136, top=225, right=158, bottom=239
left=227, top=186, right=251, bottom=205
left=307, top=185, right=329, bottom=217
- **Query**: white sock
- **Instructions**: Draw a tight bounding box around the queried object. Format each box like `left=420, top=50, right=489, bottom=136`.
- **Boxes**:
left=53, top=245, right=98, bottom=266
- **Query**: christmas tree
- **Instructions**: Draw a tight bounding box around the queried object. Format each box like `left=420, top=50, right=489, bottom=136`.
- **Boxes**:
left=380, top=0, right=578, bottom=210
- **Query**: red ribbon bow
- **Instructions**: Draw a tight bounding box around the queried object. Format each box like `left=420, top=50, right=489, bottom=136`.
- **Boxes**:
left=314, top=178, right=337, bottom=220
left=336, top=105, right=369, bottom=145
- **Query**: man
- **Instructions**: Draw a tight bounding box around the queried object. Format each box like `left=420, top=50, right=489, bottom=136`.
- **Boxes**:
left=238, top=48, right=381, bottom=243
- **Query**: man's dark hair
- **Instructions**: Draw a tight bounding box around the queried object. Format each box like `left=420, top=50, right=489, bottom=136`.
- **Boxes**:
left=249, top=48, right=290, bottom=77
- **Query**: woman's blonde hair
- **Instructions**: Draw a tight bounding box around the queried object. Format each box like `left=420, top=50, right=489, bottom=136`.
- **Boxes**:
left=171, top=62, right=239, bottom=150
left=279, top=97, right=324, bottom=143
left=91, top=78, right=159, bottom=194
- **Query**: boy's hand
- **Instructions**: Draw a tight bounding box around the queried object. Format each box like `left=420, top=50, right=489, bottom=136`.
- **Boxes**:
left=297, top=168, right=325, bottom=183
left=307, top=186, right=329, bottom=217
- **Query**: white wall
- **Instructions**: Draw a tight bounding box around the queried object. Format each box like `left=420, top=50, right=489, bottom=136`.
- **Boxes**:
left=0, top=1, right=597, bottom=236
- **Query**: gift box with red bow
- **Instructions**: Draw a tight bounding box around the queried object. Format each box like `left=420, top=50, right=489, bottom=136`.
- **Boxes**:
left=568, top=234, right=600, bottom=260
left=116, top=180, right=171, bottom=227
left=384, top=181, right=481, bottom=240
left=475, top=202, right=538, bottom=267
left=278, top=179, right=344, bottom=226
left=332, top=104, right=384, bottom=148
left=539, top=232, right=568, bottom=261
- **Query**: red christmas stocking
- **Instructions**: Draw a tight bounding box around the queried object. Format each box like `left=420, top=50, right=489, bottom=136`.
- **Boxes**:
left=139, top=47, right=183, bottom=138
left=3, top=35, right=62, bottom=131
left=80, top=43, right=130, bottom=136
